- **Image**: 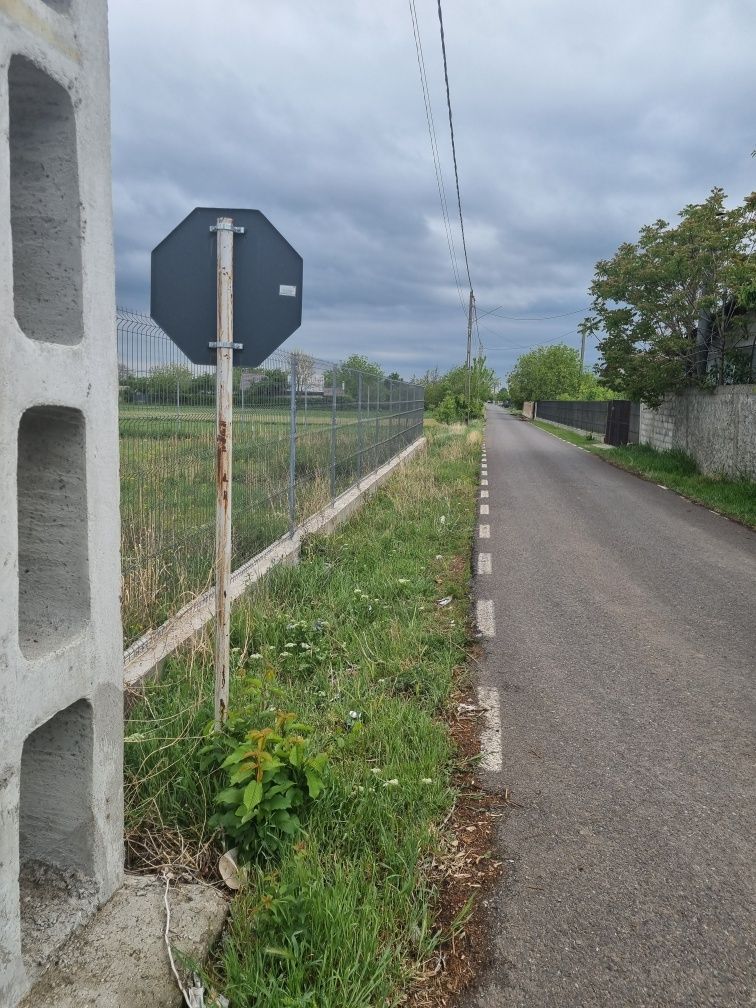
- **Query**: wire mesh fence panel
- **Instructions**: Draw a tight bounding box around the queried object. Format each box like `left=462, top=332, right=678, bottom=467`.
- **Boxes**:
left=118, top=311, right=425, bottom=649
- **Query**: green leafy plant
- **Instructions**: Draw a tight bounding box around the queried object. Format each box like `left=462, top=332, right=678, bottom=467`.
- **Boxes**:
left=200, top=704, right=327, bottom=860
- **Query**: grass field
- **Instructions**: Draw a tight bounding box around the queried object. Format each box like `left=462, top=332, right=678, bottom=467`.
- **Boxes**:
left=120, top=402, right=424, bottom=645
left=532, top=418, right=756, bottom=527
left=125, top=420, right=482, bottom=1006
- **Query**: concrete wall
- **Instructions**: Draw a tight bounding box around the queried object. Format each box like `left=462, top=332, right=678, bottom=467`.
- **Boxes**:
left=0, top=2, right=123, bottom=1004
left=640, top=386, right=756, bottom=479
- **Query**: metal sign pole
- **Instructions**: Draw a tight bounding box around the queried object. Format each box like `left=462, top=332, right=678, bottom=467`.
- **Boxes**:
left=210, top=215, right=243, bottom=731
left=289, top=355, right=297, bottom=535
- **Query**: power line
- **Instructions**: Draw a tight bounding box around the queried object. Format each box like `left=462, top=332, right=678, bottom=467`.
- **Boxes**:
left=478, top=305, right=590, bottom=322
left=478, top=327, right=581, bottom=353
left=436, top=0, right=473, bottom=291
left=407, top=0, right=467, bottom=315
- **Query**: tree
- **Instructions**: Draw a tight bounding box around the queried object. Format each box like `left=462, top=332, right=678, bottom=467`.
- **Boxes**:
left=557, top=372, right=621, bottom=402
left=584, top=188, right=756, bottom=406
left=145, top=364, right=194, bottom=401
left=421, top=357, right=498, bottom=418
left=324, top=354, right=384, bottom=400
left=507, top=344, right=583, bottom=407
left=289, top=349, right=316, bottom=393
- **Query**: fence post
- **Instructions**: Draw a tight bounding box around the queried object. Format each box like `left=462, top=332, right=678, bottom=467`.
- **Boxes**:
left=330, top=367, right=337, bottom=502
left=357, top=371, right=363, bottom=483
left=375, top=379, right=381, bottom=463
left=389, top=380, right=394, bottom=457
left=289, top=355, right=297, bottom=534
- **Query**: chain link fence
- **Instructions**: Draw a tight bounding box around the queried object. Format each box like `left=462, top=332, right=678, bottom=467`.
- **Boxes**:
left=118, top=309, right=424, bottom=647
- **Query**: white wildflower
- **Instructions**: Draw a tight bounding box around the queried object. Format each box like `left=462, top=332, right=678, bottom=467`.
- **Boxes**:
left=382, top=778, right=400, bottom=788
left=370, top=767, right=382, bottom=775
left=421, top=778, right=434, bottom=784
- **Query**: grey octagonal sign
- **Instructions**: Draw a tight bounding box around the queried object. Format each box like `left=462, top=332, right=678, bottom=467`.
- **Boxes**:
left=151, top=207, right=303, bottom=366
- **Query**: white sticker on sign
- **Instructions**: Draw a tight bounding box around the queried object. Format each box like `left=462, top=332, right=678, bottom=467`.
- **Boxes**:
left=279, top=284, right=297, bottom=297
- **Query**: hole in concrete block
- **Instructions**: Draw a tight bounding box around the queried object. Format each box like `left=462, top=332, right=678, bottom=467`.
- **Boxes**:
left=40, top=0, right=72, bottom=11
left=17, top=406, right=90, bottom=657
left=19, top=699, right=98, bottom=982
left=8, top=55, right=82, bottom=345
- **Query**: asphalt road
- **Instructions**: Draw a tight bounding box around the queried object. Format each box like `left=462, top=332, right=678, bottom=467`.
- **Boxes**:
left=466, top=406, right=756, bottom=1008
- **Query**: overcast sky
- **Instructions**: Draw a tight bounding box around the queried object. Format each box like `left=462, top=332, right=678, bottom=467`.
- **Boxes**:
left=108, top=1, right=755, bottom=381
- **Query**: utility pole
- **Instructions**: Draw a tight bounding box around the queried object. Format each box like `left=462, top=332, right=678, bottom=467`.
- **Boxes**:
left=465, top=289, right=474, bottom=423
left=580, top=326, right=586, bottom=371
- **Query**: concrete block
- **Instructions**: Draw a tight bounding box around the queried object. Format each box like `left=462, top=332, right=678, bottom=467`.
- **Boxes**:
left=0, top=1, right=123, bottom=1003
left=19, top=874, right=228, bottom=1008
left=641, top=387, right=756, bottom=479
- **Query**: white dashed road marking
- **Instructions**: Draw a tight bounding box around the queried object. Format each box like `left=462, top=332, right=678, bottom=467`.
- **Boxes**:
left=477, top=685, right=503, bottom=772
left=481, top=490, right=489, bottom=498
left=478, top=552, right=492, bottom=574
left=481, top=479, right=489, bottom=487
left=476, top=599, right=496, bottom=637
left=479, top=524, right=490, bottom=538
left=480, top=504, right=489, bottom=515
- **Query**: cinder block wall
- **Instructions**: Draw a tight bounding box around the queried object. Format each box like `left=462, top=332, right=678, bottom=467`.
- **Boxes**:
left=640, top=386, right=756, bottom=479
left=0, top=2, right=122, bottom=1004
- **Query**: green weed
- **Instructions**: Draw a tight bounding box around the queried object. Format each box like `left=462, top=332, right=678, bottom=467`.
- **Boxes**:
left=124, top=420, right=481, bottom=1006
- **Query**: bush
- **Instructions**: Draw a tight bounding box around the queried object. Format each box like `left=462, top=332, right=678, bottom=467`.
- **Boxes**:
left=434, top=393, right=483, bottom=424
left=199, top=675, right=327, bottom=861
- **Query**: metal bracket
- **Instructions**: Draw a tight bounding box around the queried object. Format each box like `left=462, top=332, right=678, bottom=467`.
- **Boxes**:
left=209, top=341, right=243, bottom=350
left=209, top=223, right=245, bottom=234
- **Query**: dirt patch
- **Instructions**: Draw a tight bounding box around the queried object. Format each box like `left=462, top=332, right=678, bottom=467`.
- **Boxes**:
left=409, top=684, right=507, bottom=1007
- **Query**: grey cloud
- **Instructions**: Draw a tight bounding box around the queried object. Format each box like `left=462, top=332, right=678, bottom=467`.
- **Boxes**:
left=109, top=0, right=755, bottom=378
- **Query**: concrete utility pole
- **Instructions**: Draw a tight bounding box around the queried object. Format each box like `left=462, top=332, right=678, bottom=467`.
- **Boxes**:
left=465, top=289, right=475, bottom=423
left=580, top=326, right=586, bottom=371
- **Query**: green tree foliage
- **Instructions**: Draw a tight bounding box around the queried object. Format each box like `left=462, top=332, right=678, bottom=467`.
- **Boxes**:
left=324, top=354, right=385, bottom=400
left=583, top=188, right=756, bottom=406
left=507, top=344, right=583, bottom=407
left=557, top=372, right=621, bottom=402
left=421, top=357, right=497, bottom=422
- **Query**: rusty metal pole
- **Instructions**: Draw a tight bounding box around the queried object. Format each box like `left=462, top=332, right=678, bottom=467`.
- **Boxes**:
left=211, top=215, right=240, bottom=731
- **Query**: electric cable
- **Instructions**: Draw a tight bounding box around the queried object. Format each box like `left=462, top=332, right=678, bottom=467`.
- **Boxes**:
left=408, top=0, right=467, bottom=314
left=436, top=0, right=473, bottom=292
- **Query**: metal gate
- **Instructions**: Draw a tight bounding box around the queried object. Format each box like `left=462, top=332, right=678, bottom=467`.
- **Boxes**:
left=604, top=400, right=632, bottom=445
